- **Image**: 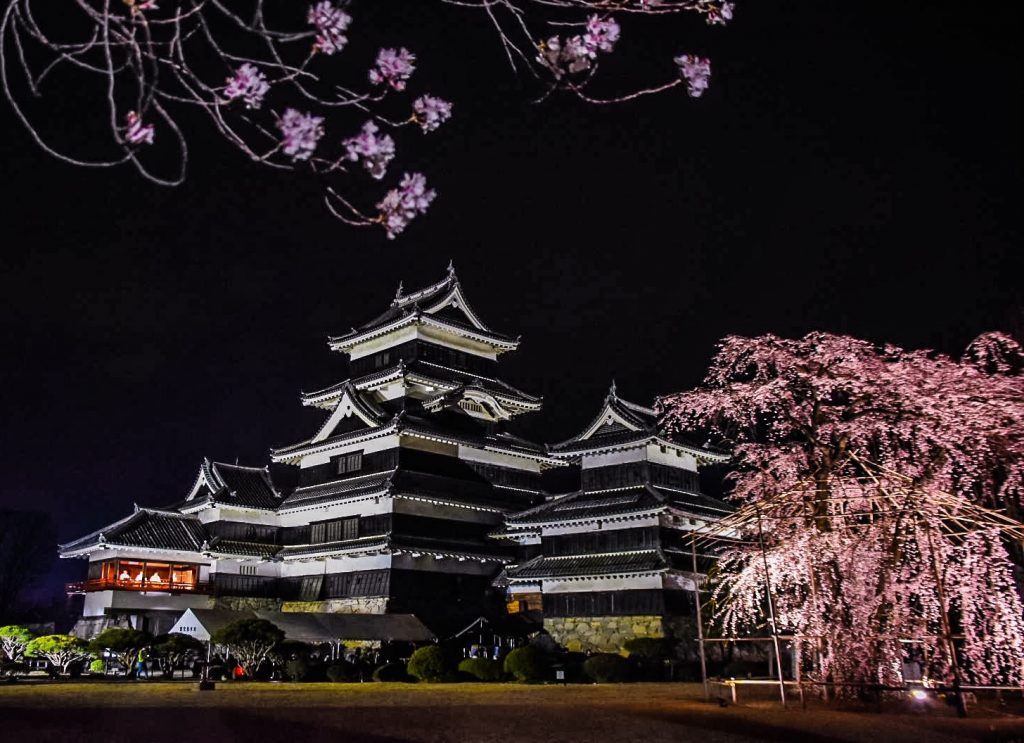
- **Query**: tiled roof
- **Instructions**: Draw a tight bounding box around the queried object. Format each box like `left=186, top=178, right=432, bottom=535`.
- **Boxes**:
left=278, top=471, right=394, bottom=511
left=206, top=539, right=278, bottom=558
left=60, top=509, right=207, bottom=554
left=278, top=535, right=390, bottom=559
left=506, top=550, right=667, bottom=579
left=211, top=463, right=280, bottom=509
left=506, top=486, right=668, bottom=525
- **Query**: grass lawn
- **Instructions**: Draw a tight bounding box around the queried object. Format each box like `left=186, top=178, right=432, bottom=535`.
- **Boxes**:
left=1, top=681, right=1022, bottom=742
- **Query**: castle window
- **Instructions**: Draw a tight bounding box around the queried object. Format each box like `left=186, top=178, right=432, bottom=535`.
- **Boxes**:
left=337, top=450, right=363, bottom=475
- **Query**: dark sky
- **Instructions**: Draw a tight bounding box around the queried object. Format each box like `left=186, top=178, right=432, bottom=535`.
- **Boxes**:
left=1, top=1, right=1020, bottom=596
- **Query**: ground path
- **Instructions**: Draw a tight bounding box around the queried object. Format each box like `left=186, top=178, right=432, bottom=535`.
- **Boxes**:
left=1, top=681, right=1021, bottom=742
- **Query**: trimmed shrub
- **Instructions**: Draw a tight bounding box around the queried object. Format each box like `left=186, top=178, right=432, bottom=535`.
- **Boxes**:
left=326, top=662, right=359, bottom=683
left=583, top=653, right=634, bottom=683
left=623, top=637, right=673, bottom=659
left=89, top=659, right=106, bottom=674
left=372, top=662, right=412, bottom=682
left=458, top=657, right=503, bottom=682
left=285, top=658, right=310, bottom=681
left=407, top=645, right=450, bottom=682
left=503, top=646, right=550, bottom=683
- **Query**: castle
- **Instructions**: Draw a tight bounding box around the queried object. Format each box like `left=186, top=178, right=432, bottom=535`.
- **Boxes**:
left=60, top=265, right=728, bottom=650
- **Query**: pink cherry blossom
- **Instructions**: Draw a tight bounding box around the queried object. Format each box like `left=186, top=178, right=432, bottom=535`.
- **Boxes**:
left=276, top=108, right=324, bottom=161
left=412, top=95, right=452, bottom=133
left=706, top=1, right=735, bottom=25
left=583, top=16, right=620, bottom=55
left=674, top=54, right=712, bottom=97
left=343, top=121, right=395, bottom=180
left=307, top=1, right=352, bottom=56
left=368, top=48, right=416, bottom=91
left=124, top=111, right=154, bottom=145
left=376, top=172, right=435, bottom=239
left=660, top=331, right=1024, bottom=690
left=224, top=64, right=271, bottom=110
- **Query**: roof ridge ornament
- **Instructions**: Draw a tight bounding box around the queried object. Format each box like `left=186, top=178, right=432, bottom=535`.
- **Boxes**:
left=446, top=259, right=455, bottom=276
left=393, top=280, right=404, bottom=304
left=609, top=378, right=618, bottom=398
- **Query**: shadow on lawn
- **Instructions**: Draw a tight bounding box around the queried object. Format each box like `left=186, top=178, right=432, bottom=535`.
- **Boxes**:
left=0, top=707, right=416, bottom=743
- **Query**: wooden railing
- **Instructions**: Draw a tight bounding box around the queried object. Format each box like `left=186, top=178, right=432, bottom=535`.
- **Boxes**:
left=65, top=579, right=210, bottom=594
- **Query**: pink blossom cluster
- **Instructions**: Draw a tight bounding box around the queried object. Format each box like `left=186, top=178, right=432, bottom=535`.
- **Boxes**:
left=706, top=1, right=735, bottom=25
left=124, top=111, right=153, bottom=145
left=412, top=95, right=452, bottom=133
left=583, top=15, right=621, bottom=54
left=674, top=54, right=712, bottom=97
left=343, top=121, right=395, bottom=180
left=307, top=1, right=352, bottom=56
left=537, top=15, right=621, bottom=79
left=377, top=173, right=435, bottom=239
left=276, top=108, right=324, bottom=161
left=368, top=48, right=416, bottom=91
left=224, top=64, right=271, bottom=110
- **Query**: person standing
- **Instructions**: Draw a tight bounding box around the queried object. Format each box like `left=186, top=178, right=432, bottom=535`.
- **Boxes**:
left=136, top=647, right=149, bottom=679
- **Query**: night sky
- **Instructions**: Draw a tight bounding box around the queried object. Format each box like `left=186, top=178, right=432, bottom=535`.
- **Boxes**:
left=1, top=1, right=1020, bottom=597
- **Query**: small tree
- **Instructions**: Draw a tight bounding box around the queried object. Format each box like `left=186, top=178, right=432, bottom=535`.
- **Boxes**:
left=503, top=646, right=550, bottom=683
left=25, top=635, right=91, bottom=675
left=458, top=657, right=504, bottom=682
left=583, top=653, right=634, bottom=683
left=211, top=619, right=284, bottom=677
left=0, top=625, right=33, bottom=662
left=89, top=628, right=153, bottom=675
left=406, top=645, right=450, bottom=682
left=153, top=633, right=204, bottom=679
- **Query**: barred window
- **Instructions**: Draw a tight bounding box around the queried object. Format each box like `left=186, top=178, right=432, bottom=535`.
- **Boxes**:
left=337, top=450, right=363, bottom=475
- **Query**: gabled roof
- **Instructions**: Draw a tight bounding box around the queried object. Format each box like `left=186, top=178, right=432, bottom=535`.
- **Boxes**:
left=184, top=460, right=280, bottom=511
left=301, top=361, right=542, bottom=413
left=547, top=382, right=730, bottom=463
left=549, top=381, right=657, bottom=452
left=271, top=412, right=563, bottom=469
left=326, top=264, right=519, bottom=353
left=60, top=508, right=208, bottom=556
left=309, top=383, right=389, bottom=443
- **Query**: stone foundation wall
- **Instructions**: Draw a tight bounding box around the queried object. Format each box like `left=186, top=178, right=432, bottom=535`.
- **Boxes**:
left=281, top=597, right=388, bottom=614
left=212, top=596, right=284, bottom=612
left=545, top=615, right=664, bottom=653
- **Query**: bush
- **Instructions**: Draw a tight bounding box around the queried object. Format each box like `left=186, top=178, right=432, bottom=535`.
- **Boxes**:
left=1, top=661, right=27, bottom=679
left=372, top=662, right=412, bottom=682
left=407, top=646, right=450, bottom=682
left=89, top=659, right=106, bottom=674
left=583, top=653, right=634, bottom=683
left=457, top=657, right=504, bottom=682
left=503, top=646, right=550, bottom=683
left=623, top=637, right=673, bottom=659
left=326, top=662, right=359, bottom=683
left=285, top=658, right=310, bottom=681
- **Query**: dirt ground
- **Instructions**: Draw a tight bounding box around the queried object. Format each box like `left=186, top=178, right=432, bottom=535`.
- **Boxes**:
left=1, top=681, right=1022, bottom=742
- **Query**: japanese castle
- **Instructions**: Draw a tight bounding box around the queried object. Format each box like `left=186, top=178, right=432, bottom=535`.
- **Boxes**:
left=60, top=265, right=729, bottom=649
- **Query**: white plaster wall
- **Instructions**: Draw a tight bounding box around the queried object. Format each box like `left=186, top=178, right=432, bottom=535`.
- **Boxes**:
left=543, top=574, right=663, bottom=594
left=645, top=443, right=698, bottom=471
left=277, top=493, right=394, bottom=526
left=279, top=553, right=392, bottom=577
left=83, top=590, right=214, bottom=616
left=539, top=515, right=660, bottom=537
left=457, top=445, right=543, bottom=472
left=582, top=447, right=647, bottom=468
left=299, top=433, right=400, bottom=468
